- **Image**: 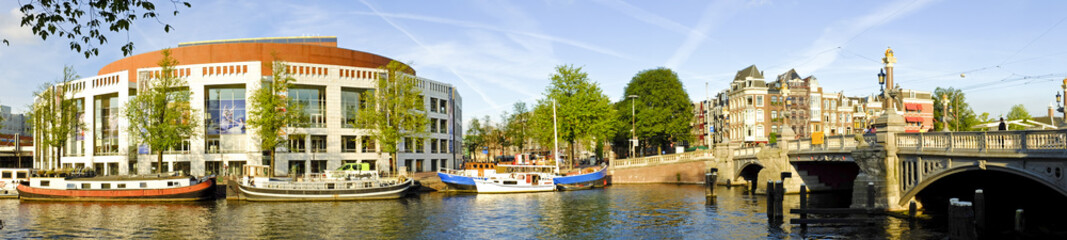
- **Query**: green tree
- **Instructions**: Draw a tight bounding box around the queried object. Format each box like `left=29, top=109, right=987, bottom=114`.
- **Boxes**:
left=1006, top=104, right=1032, bottom=130
left=7, top=1, right=192, bottom=58
left=247, top=59, right=302, bottom=177
left=613, top=67, right=694, bottom=154
left=506, top=102, right=531, bottom=154
left=124, top=49, right=200, bottom=174
left=463, top=118, right=485, bottom=161
left=356, top=61, right=429, bottom=175
left=530, top=65, right=616, bottom=166
left=30, top=66, right=83, bottom=170
left=933, top=87, right=980, bottom=131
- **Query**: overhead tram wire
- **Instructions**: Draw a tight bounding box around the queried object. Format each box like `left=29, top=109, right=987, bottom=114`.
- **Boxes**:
left=997, top=14, right=1067, bottom=66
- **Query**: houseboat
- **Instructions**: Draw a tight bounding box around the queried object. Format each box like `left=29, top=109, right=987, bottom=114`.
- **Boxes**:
left=16, top=174, right=217, bottom=201
left=234, top=164, right=414, bottom=201
left=0, top=168, right=30, bottom=198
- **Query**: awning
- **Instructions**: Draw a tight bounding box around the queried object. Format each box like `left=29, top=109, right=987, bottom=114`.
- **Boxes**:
left=905, top=103, right=922, bottom=111
left=905, top=116, right=925, bottom=123
left=905, top=129, right=920, bottom=133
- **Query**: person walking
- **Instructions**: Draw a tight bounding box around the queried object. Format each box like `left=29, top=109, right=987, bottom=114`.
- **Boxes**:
left=998, top=117, right=1007, bottom=131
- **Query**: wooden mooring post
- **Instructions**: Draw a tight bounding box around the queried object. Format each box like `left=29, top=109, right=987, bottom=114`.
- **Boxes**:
left=974, top=189, right=985, bottom=237
left=705, top=168, right=718, bottom=204
left=766, top=180, right=776, bottom=224
left=947, top=198, right=977, bottom=240
left=789, top=181, right=880, bottom=227
left=798, top=184, right=808, bottom=229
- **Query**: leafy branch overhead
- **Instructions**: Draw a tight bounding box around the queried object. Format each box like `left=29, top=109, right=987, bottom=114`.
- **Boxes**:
left=7, top=0, right=192, bottom=58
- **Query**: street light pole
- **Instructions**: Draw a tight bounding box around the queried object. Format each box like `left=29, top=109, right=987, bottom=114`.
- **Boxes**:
left=628, top=95, right=639, bottom=158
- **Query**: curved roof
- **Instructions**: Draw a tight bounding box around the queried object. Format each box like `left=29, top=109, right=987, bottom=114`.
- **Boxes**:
left=98, top=41, right=409, bottom=82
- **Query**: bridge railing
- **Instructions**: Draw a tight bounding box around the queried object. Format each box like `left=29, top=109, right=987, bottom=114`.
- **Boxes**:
left=896, top=129, right=1067, bottom=154
left=611, top=150, right=713, bottom=168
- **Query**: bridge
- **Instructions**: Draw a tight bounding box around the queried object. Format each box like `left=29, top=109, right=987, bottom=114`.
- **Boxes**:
left=610, top=113, right=1067, bottom=212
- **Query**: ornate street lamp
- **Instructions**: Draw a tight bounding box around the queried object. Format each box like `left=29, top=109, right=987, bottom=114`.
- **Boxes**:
left=878, top=69, right=886, bottom=91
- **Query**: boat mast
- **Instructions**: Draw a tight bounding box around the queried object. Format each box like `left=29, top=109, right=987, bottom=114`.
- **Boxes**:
left=552, top=100, right=560, bottom=175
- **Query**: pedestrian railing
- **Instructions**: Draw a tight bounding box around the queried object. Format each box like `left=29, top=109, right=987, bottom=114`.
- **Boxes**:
left=895, top=129, right=1067, bottom=155
left=611, top=150, right=712, bottom=169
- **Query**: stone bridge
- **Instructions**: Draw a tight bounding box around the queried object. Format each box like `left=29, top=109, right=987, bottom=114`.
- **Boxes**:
left=611, top=120, right=1067, bottom=212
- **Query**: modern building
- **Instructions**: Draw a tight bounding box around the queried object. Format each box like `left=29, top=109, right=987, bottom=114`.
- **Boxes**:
left=0, top=105, right=31, bottom=136
left=33, top=36, right=463, bottom=177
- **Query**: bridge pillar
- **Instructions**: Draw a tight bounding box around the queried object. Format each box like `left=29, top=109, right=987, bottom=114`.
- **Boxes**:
left=850, top=109, right=906, bottom=211
left=754, top=145, right=804, bottom=194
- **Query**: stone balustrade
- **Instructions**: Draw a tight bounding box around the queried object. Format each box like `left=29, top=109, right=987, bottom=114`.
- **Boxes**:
left=611, top=150, right=713, bottom=169
left=895, top=130, right=1067, bottom=155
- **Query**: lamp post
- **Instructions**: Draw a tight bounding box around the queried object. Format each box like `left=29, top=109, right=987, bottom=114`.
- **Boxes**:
left=942, top=94, right=950, bottom=132
left=1061, top=78, right=1067, bottom=122
left=628, top=95, right=639, bottom=158
left=878, top=69, right=887, bottom=103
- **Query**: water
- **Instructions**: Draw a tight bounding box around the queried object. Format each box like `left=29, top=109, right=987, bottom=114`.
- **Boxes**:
left=0, top=185, right=944, bottom=239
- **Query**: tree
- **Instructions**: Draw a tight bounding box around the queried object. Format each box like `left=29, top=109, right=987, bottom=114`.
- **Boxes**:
left=506, top=102, right=531, bottom=154
left=247, top=59, right=301, bottom=177
left=932, top=87, right=980, bottom=131
left=124, top=49, right=200, bottom=174
left=613, top=67, right=694, bottom=154
left=30, top=66, right=83, bottom=170
left=7, top=1, right=192, bottom=58
left=356, top=61, right=429, bottom=175
left=1006, top=104, right=1032, bottom=130
left=530, top=65, right=616, bottom=166
left=463, top=118, right=485, bottom=161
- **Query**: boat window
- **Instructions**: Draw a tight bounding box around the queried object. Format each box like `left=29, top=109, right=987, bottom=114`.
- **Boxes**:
left=140, top=182, right=147, bottom=188
left=17, top=172, right=27, bottom=178
left=40, top=180, right=50, bottom=187
left=82, top=183, right=91, bottom=189
left=2, top=171, right=10, bottom=178
left=503, top=181, right=517, bottom=185
left=327, top=183, right=335, bottom=190
left=101, top=183, right=111, bottom=189
left=118, top=184, right=126, bottom=189
left=168, top=181, right=175, bottom=187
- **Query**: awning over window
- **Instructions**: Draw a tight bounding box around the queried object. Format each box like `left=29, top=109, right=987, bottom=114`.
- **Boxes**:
left=905, top=103, right=922, bottom=111
left=905, top=116, right=925, bottom=123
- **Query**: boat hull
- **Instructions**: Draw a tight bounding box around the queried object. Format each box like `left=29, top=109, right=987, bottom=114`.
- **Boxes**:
left=437, top=172, right=477, bottom=192
left=16, top=178, right=217, bottom=202
left=235, top=179, right=413, bottom=201
left=554, top=166, right=607, bottom=191
left=474, top=180, right=555, bottom=193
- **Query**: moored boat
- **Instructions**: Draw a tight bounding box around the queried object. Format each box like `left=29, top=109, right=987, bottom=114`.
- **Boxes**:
left=553, top=164, right=608, bottom=191
left=0, top=168, right=30, bottom=198
left=436, top=162, right=498, bottom=192
left=16, top=174, right=217, bottom=201
left=234, top=164, right=414, bottom=201
left=472, top=165, right=558, bottom=193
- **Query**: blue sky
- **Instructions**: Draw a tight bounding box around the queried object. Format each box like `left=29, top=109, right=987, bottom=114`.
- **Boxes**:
left=2, top=0, right=1066, bottom=123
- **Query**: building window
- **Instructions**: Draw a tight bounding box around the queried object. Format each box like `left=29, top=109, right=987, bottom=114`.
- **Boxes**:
left=342, top=88, right=370, bottom=128
left=362, top=136, right=376, bottom=153
left=747, top=96, right=753, bottom=106
left=439, top=99, right=447, bottom=113
left=94, top=94, right=120, bottom=155
left=289, top=135, right=306, bottom=153
left=756, top=96, right=764, bottom=107
left=310, top=160, right=328, bottom=174
left=430, top=118, right=438, bottom=133
left=441, top=140, right=449, bottom=154
left=430, top=98, right=438, bottom=113
left=415, top=138, right=425, bottom=153
left=440, top=119, right=448, bottom=134
left=205, top=87, right=247, bottom=153
left=431, top=139, right=439, bottom=153
left=756, top=125, right=764, bottom=137
left=310, top=135, right=326, bottom=153
left=342, top=136, right=358, bottom=153
left=771, top=111, right=778, bottom=120
left=756, top=109, right=764, bottom=123
left=289, top=86, right=326, bottom=128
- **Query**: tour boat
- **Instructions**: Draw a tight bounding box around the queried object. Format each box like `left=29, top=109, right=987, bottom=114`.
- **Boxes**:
left=472, top=165, right=558, bottom=193
left=553, top=164, right=608, bottom=191
left=436, top=162, right=498, bottom=192
left=233, top=164, right=413, bottom=201
left=16, top=174, right=217, bottom=201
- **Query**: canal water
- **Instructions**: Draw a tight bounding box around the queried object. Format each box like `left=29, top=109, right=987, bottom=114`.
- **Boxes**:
left=0, top=184, right=944, bottom=239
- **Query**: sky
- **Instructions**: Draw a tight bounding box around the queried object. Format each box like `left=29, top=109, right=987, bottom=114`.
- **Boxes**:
left=1, top=0, right=1067, bottom=123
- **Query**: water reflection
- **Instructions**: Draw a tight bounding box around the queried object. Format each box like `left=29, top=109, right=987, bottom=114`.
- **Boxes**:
left=0, top=185, right=944, bottom=239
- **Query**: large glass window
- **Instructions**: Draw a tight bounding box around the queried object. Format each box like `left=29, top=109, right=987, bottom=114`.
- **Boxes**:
left=310, top=135, right=326, bottom=153
left=94, top=94, right=119, bottom=155
left=342, top=136, right=358, bottom=153
left=205, top=87, right=246, bottom=153
left=289, top=135, right=306, bottom=153
left=66, top=98, right=85, bottom=156
left=289, top=86, right=326, bottom=128
left=362, top=136, right=376, bottom=153
left=341, top=88, right=370, bottom=128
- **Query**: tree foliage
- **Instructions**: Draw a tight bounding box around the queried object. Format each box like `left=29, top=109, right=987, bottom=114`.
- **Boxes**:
left=356, top=61, right=428, bottom=174
left=247, top=59, right=301, bottom=177
left=612, top=67, right=694, bottom=153
left=932, top=87, right=980, bottom=131
left=463, top=118, right=485, bottom=161
left=530, top=65, right=615, bottom=163
left=1006, top=104, right=1032, bottom=130
left=30, top=66, right=83, bottom=170
left=124, top=49, right=200, bottom=173
left=506, top=102, right=531, bottom=153
left=7, top=0, right=192, bottom=58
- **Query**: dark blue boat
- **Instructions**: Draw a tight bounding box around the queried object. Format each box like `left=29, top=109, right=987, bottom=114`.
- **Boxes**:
left=436, top=171, right=477, bottom=192
left=553, top=165, right=608, bottom=191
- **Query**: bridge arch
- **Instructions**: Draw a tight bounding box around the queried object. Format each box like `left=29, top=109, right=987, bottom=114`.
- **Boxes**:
left=897, top=164, right=1067, bottom=208
left=735, top=162, right=764, bottom=184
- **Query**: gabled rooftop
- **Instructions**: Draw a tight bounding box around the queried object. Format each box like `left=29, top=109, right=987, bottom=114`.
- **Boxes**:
left=734, top=65, right=764, bottom=81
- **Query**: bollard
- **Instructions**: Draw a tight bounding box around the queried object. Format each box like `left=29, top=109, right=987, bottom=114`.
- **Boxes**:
left=766, top=180, right=776, bottom=224
left=775, top=180, right=785, bottom=222
left=947, top=198, right=976, bottom=240
left=799, top=184, right=808, bottom=229
left=1015, top=209, right=1024, bottom=234
left=974, top=189, right=985, bottom=237
left=750, top=180, right=757, bottom=194
left=908, top=201, right=917, bottom=221
left=866, top=182, right=876, bottom=209
left=726, top=179, right=732, bottom=188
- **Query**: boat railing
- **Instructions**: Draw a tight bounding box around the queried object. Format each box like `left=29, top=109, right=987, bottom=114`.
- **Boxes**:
left=260, top=178, right=400, bottom=190
left=438, top=168, right=465, bottom=175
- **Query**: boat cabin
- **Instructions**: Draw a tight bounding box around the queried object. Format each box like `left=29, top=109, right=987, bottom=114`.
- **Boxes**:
left=25, top=176, right=195, bottom=190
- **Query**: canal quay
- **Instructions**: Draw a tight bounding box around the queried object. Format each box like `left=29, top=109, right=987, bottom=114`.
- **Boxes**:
left=0, top=185, right=943, bottom=239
